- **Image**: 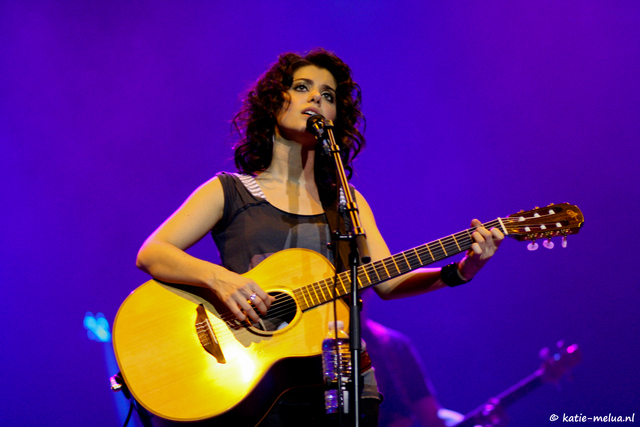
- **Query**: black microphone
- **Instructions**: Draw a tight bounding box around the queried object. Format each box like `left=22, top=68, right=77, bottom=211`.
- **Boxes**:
left=306, top=114, right=326, bottom=139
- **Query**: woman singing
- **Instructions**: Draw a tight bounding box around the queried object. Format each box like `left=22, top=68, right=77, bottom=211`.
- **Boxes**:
left=136, top=48, right=503, bottom=427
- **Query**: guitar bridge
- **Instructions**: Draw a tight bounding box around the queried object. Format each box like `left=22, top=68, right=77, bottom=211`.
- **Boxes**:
left=195, top=304, right=226, bottom=364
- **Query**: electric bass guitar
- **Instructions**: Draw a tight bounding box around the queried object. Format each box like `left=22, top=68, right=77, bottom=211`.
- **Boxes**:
left=112, top=203, right=583, bottom=425
left=449, top=341, right=582, bottom=427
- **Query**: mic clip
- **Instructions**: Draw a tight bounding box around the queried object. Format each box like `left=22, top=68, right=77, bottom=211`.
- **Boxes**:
left=306, top=114, right=334, bottom=155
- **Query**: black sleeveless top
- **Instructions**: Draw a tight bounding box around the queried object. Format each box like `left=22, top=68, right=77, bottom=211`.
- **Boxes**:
left=211, top=172, right=333, bottom=274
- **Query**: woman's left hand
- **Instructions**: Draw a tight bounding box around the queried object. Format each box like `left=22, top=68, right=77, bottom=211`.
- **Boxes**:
left=459, top=219, right=504, bottom=281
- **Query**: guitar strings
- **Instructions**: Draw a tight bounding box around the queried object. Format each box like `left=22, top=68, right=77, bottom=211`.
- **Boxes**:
left=213, top=219, right=556, bottom=330
left=211, top=225, right=482, bottom=335
left=211, top=216, right=555, bottom=329
left=209, top=212, right=574, bottom=343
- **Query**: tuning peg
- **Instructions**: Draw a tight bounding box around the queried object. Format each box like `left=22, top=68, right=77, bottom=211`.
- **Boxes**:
left=562, top=236, right=568, bottom=248
left=543, top=239, right=554, bottom=249
left=528, top=241, right=539, bottom=251
left=539, top=346, right=550, bottom=360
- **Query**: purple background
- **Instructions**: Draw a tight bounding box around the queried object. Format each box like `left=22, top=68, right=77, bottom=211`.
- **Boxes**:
left=2, top=1, right=638, bottom=426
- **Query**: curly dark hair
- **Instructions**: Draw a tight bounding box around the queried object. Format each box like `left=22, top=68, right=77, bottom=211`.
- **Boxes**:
left=232, top=48, right=365, bottom=202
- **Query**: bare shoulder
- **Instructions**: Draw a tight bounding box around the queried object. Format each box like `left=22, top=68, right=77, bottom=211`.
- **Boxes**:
left=193, top=174, right=225, bottom=198
left=354, top=189, right=377, bottom=222
left=180, top=175, right=226, bottom=221
left=149, top=175, right=226, bottom=250
left=353, top=188, right=392, bottom=261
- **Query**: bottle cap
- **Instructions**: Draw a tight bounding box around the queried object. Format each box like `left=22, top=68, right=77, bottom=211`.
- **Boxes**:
left=327, top=320, right=344, bottom=331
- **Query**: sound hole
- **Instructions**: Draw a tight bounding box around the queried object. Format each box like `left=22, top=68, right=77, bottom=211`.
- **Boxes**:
left=249, top=291, right=296, bottom=332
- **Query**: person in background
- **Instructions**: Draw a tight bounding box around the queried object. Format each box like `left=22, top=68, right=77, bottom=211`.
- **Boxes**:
left=361, top=292, right=509, bottom=427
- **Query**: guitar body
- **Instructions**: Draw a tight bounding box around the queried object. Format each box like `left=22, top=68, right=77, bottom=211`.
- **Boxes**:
left=113, top=248, right=349, bottom=424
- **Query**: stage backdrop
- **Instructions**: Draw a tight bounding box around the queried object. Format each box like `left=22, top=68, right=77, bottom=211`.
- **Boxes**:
left=1, top=1, right=638, bottom=426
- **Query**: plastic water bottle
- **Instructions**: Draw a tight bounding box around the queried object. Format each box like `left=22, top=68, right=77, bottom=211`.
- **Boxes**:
left=322, top=320, right=352, bottom=415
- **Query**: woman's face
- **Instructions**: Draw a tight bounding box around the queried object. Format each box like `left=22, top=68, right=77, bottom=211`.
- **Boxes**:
left=275, top=65, right=337, bottom=144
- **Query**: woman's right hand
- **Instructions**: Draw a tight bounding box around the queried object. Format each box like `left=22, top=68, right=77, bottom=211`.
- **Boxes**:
left=136, top=176, right=274, bottom=323
left=211, top=268, right=275, bottom=322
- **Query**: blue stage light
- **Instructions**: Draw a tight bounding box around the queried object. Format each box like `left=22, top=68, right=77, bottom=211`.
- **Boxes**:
left=83, top=312, right=112, bottom=342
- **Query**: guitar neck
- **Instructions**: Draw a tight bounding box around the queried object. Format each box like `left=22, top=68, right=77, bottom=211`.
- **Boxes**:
left=456, top=370, right=544, bottom=427
left=494, top=369, right=544, bottom=407
left=294, top=218, right=505, bottom=311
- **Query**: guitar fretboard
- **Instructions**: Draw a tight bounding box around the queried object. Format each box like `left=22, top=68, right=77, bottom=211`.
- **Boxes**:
left=292, top=219, right=504, bottom=311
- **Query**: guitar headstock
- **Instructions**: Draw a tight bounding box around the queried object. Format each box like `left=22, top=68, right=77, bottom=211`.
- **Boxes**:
left=503, top=203, right=584, bottom=248
left=539, top=341, right=582, bottom=384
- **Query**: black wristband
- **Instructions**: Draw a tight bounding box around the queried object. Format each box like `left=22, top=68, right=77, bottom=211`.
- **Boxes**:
left=441, top=262, right=471, bottom=287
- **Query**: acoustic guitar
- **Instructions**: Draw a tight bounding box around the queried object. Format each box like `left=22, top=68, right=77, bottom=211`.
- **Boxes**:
left=112, top=203, right=583, bottom=425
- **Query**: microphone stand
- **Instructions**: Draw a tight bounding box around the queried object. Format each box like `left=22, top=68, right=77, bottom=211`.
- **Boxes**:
left=308, top=115, right=370, bottom=427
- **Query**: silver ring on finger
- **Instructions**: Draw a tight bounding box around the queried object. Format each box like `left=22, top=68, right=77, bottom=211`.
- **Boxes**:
left=249, top=293, right=258, bottom=303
